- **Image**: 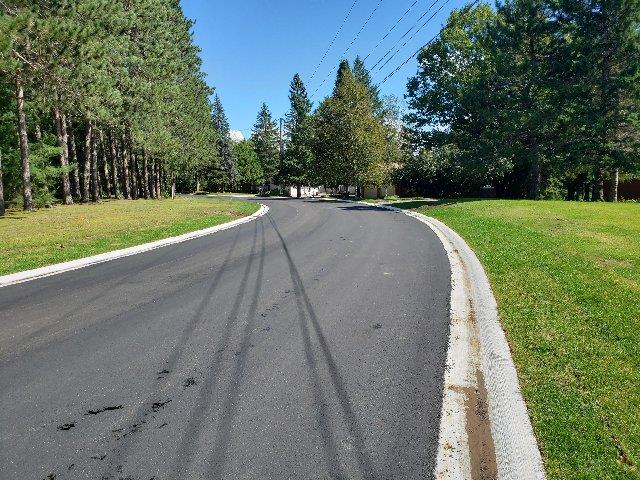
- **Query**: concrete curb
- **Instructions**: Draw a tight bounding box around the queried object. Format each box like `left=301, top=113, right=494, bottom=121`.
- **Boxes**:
left=356, top=201, right=546, bottom=480
left=0, top=204, right=269, bottom=288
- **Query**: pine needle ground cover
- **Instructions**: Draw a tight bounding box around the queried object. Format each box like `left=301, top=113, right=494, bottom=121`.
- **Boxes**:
left=0, top=197, right=259, bottom=276
left=394, top=199, right=638, bottom=479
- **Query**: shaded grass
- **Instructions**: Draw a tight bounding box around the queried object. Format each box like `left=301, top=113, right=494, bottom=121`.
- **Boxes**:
left=0, top=197, right=259, bottom=276
left=404, top=199, right=639, bottom=479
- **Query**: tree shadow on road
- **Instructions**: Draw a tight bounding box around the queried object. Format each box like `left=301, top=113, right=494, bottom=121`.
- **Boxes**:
left=267, top=214, right=377, bottom=480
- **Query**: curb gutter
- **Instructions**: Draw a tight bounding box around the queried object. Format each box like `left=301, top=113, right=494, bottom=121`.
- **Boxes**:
left=0, top=204, right=269, bottom=288
left=360, top=202, right=546, bottom=480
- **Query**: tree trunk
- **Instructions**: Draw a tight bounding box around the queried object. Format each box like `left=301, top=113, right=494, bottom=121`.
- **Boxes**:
left=148, top=157, right=156, bottom=199
left=81, top=122, right=92, bottom=202
left=98, top=130, right=111, bottom=197
left=296, top=182, right=302, bottom=198
left=593, top=170, right=605, bottom=201
left=109, top=131, right=120, bottom=198
left=15, top=73, right=33, bottom=211
left=131, top=151, right=139, bottom=199
left=67, top=117, right=81, bottom=199
left=35, top=125, right=42, bottom=141
left=90, top=123, right=99, bottom=202
left=611, top=168, right=619, bottom=202
left=54, top=107, right=73, bottom=205
left=121, top=133, right=131, bottom=199
left=0, top=149, right=5, bottom=216
left=142, top=149, right=150, bottom=199
left=155, top=160, right=161, bottom=198
left=195, top=175, right=200, bottom=193
left=528, top=159, right=542, bottom=200
left=171, top=171, right=176, bottom=199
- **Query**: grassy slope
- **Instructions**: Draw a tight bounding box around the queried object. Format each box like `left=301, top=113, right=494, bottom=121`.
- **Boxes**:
left=0, top=197, right=259, bottom=276
left=408, top=200, right=638, bottom=479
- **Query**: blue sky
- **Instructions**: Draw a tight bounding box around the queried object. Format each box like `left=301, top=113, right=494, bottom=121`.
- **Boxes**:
left=180, top=0, right=468, bottom=139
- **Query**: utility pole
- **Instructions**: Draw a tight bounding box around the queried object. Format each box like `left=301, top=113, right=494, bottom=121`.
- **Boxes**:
left=279, top=118, right=284, bottom=195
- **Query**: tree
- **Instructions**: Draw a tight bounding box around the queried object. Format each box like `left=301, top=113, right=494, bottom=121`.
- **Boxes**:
left=212, top=95, right=237, bottom=191
left=233, top=140, right=263, bottom=191
left=353, top=56, right=383, bottom=115
left=405, top=4, right=524, bottom=197
left=282, top=74, right=314, bottom=196
left=251, top=103, right=280, bottom=186
left=313, top=61, right=386, bottom=194
left=553, top=0, right=640, bottom=200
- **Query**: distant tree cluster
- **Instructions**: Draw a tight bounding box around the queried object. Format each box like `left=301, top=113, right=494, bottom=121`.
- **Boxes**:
left=0, top=0, right=221, bottom=213
left=245, top=57, right=402, bottom=196
left=401, top=0, right=640, bottom=200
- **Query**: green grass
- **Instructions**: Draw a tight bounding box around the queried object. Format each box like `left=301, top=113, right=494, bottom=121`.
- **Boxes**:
left=399, top=199, right=638, bottom=479
left=0, top=197, right=259, bottom=276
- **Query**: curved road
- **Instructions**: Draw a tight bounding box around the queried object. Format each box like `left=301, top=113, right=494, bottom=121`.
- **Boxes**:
left=0, top=198, right=450, bottom=480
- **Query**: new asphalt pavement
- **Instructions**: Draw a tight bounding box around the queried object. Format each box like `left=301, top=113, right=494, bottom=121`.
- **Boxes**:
left=0, top=197, right=451, bottom=480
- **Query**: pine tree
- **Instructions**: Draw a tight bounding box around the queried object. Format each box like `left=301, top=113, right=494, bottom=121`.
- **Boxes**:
left=212, top=95, right=237, bottom=190
left=554, top=0, right=640, bottom=200
left=313, top=61, right=386, bottom=193
left=282, top=74, right=314, bottom=196
left=251, top=103, right=280, bottom=186
left=353, top=56, right=383, bottom=115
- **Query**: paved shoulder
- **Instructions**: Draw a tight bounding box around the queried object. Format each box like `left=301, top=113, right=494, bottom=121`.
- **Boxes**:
left=0, top=198, right=450, bottom=480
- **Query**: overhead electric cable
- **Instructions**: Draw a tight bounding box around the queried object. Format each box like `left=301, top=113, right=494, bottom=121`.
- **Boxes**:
left=369, top=0, right=441, bottom=71
left=375, top=0, right=481, bottom=87
left=311, top=0, right=385, bottom=98
left=376, top=0, right=450, bottom=72
left=363, top=0, right=419, bottom=61
left=308, top=0, right=360, bottom=82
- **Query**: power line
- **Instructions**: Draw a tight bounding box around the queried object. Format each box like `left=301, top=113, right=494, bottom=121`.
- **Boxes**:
left=311, top=0, right=385, bottom=99
left=376, top=0, right=450, bottom=73
left=363, top=0, right=419, bottom=61
left=308, top=0, right=360, bottom=82
left=375, top=0, right=481, bottom=87
left=369, top=0, right=441, bottom=71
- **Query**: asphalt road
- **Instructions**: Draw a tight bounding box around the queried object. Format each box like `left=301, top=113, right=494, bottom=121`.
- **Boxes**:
left=0, top=198, right=451, bottom=480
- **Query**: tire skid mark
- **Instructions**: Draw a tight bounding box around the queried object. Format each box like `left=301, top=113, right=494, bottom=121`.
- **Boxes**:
left=170, top=220, right=260, bottom=478
left=206, top=219, right=266, bottom=477
left=100, top=225, right=246, bottom=478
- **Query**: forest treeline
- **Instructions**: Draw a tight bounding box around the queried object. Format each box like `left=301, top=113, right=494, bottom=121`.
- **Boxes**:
left=1, top=0, right=639, bottom=216
left=0, top=0, right=225, bottom=214
left=401, top=0, right=640, bottom=200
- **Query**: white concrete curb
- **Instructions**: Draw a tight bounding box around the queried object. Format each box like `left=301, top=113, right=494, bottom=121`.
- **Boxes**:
left=358, top=201, right=546, bottom=480
left=0, top=204, right=269, bottom=288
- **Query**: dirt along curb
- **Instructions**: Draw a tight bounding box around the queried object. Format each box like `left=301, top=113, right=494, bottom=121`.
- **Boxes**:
left=359, top=201, right=546, bottom=480
left=0, top=204, right=269, bottom=288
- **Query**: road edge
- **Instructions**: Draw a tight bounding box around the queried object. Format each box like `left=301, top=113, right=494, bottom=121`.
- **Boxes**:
left=360, top=201, right=546, bottom=480
left=0, top=204, right=269, bottom=288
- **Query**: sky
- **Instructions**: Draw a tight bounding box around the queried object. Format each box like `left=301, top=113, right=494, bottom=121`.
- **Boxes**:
left=180, top=0, right=468, bottom=139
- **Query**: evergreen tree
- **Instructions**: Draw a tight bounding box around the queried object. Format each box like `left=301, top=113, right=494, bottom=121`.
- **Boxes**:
left=212, top=95, right=237, bottom=191
left=353, top=56, right=383, bottom=115
left=251, top=103, right=280, bottom=186
left=313, top=61, right=386, bottom=193
left=233, top=140, right=264, bottom=191
left=282, top=74, right=314, bottom=196
left=553, top=0, right=640, bottom=200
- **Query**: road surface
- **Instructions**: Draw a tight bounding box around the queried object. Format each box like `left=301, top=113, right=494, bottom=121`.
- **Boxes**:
left=0, top=198, right=451, bottom=480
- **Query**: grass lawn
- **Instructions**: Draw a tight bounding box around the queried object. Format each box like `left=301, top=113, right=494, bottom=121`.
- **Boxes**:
left=0, top=197, right=259, bottom=276
left=389, top=199, right=639, bottom=479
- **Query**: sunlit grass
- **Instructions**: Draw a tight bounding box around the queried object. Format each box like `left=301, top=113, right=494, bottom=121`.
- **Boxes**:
left=408, top=199, right=639, bottom=479
left=0, top=197, right=258, bottom=276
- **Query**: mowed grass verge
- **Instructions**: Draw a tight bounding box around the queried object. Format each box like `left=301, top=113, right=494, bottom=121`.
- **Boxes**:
left=0, top=197, right=259, bottom=276
left=391, top=199, right=638, bottom=479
